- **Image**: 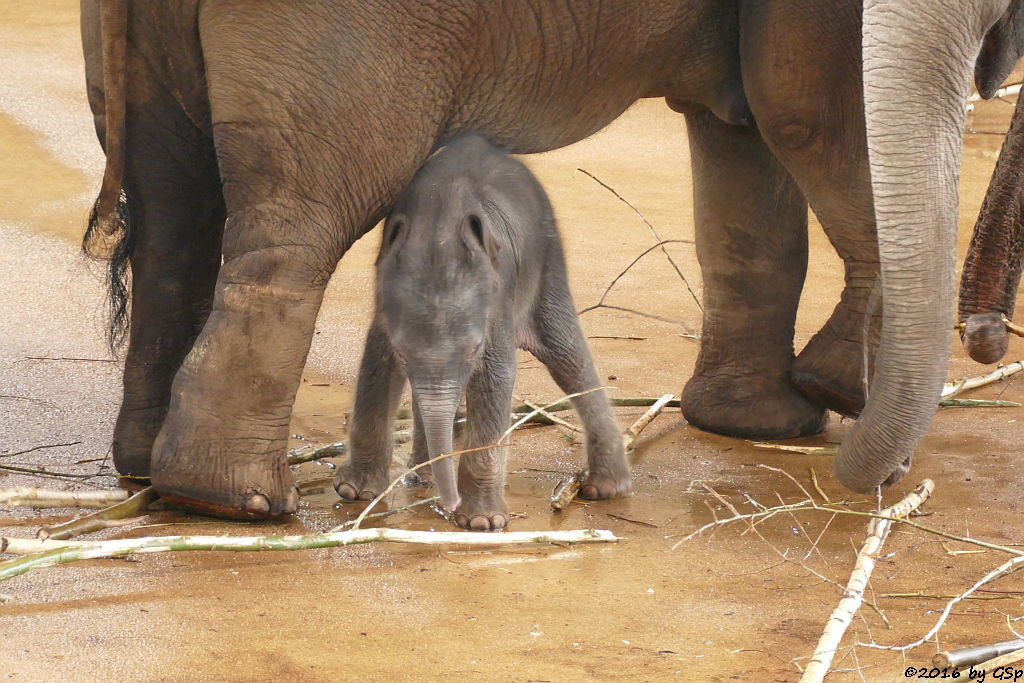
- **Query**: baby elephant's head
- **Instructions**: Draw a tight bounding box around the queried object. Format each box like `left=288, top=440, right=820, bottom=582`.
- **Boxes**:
left=375, top=183, right=504, bottom=510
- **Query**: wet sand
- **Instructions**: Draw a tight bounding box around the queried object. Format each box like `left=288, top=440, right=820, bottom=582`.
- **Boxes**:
left=1, top=3, right=1022, bottom=681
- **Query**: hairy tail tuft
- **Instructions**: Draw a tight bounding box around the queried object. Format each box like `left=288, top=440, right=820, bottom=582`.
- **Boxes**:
left=83, top=186, right=136, bottom=352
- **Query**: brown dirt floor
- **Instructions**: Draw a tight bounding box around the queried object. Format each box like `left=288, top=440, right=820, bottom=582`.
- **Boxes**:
left=1, top=2, right=1021, bottom=681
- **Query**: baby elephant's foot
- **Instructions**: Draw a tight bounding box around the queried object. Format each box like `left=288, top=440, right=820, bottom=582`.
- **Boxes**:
left=333, top=461, right=388, bottom=502
left=580, top=464, right=631, bottom=500
left=454, top=496, right=509, bottom=531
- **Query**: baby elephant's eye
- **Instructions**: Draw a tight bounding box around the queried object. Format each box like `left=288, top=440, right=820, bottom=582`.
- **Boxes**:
left=467, top=342, right=482, bottom=363
left=392, top=348, right=407, bottom=365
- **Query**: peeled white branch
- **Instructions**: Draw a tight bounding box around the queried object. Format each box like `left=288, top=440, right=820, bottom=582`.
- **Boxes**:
left=0, top=528, right=618, bottom=582
left=942, top=361, right=1024, bottom=398
left=0, top=488, right=128, bottom=509
left=800, top=479, right=935, bottom=683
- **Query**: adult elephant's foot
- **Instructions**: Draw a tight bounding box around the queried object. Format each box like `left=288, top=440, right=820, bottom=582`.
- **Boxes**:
left=792, top=324, right=872, bottom=417
left=453, top=495, right=509, bottom=531
left=151, top=416, right=299, bottom=520
left=333, top=461, right=389, bottom=501
left=682, top=369, right=827, bottom=439
left=111, top=403, right=165, bottom=484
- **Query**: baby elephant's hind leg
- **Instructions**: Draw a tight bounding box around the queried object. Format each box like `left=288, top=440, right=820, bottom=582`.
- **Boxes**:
left=527, top=279, right=631, bottom=500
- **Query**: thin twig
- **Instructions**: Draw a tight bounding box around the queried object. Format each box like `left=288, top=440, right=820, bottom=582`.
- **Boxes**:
left=329, top=496, right=439, bottom=533
left=577, top=167, right=702, bottom=311
left=512, top=394, right=581, bottom=433
left=800, top=480, right=935, bottom=682
left=0, top=528, right=619, bottom=582
left=0, top=442, right=82, bottom=459
left=287, top=432, right=411, bottom=466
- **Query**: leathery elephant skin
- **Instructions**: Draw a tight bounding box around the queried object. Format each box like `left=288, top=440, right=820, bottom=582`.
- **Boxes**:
left=333, top=134, right=630, bottom=530
left=82, top=0, right=933, bottom=517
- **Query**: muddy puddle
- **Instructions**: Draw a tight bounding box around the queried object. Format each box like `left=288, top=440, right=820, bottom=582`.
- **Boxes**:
left=1, top=2, right=1022, bottom=681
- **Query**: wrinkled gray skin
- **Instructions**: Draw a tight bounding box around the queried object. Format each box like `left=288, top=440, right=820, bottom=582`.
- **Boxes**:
left=83, top=0, right=976, bottom=519
left=334, top=135, right=629, bottom=530
left=853, top=0, right=1024, bottom=490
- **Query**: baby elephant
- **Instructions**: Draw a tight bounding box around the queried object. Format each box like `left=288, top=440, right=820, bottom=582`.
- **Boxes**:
left=333, top=134, right=630, bottom=530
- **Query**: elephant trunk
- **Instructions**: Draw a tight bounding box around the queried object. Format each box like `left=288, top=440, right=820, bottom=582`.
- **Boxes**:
left=412, top=382, right=462, bottom=512
left=958, top=93, right=1024, bottom=364
left=838, top=1, right=982, bottom=492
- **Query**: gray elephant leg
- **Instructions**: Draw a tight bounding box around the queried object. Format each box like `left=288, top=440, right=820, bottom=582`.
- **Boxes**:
left=681, top=109, right=827, bottom=439
left=149, top=7, right=439, bottom=517
left=334, top=321, right=407, bottom=500
left=98, top=46, right=224, bottom=482
left=740, top=0, right=879, bottom=419
left=525, top=265, right=630, bottom=499
left=454, top=339, right=516, bottom=531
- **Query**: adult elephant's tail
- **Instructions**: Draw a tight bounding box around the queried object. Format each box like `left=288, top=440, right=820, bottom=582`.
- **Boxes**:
left=83, top=0, right=134, bottom=350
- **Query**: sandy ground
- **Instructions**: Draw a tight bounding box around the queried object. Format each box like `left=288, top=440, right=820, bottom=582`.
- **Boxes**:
left=1, top=3, right=1022, bottom=681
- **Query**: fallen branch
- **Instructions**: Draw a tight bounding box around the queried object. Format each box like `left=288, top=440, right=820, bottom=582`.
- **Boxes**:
left=859, top=554, right=1024, bottom=653
left=0, top=487, right=128, bottom=509
left=550, top=472, right=584, bottom=511
left=576, top=167, right=702, bottom=312
left=973, top=646, right=1024, bottom=672
left=0, top=528, right=618, bottom=583
left=800, top=480, right=935, bottom=683
left=1, top=442, right=81, bottom=459
left=942, top=361, right=1024, bottom=398
left=623, top=393, right=674, bottom=452
left=38, top=486, right=159, bottom=540
left=513, top=394, right=581, bottom=433
left=1004, top=315, right=1024, bottom=337
left=551, top=394, right=673, bottom=511
left=748, top=443, right=838, bottom=456
left=939, top=398, right=1020, bottom=408
left=287, top=431, right=411, bottom=466
left=933, top=638, right=1024, bottom=668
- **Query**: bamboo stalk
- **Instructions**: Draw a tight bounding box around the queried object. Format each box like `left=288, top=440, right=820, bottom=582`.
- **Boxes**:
left=0, top=488, right=128, bottom=509
left=38, top=486, right=159, bottom=540
left=938, top=398, right=1020, bottom=408
left=933, top=639, right=1024, bottom=668
left=800, top=479, right=935, bottom=683
left=0, top=528, right=618, bottom=582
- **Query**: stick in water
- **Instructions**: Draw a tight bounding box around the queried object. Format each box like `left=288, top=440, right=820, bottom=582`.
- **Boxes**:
left=799, top=479, right=935, bottom=683
left=0, top=528, right=619, bottom=583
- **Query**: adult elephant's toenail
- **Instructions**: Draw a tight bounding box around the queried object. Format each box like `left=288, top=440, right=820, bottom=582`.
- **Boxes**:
left=244, top=493, right=271, bottom=515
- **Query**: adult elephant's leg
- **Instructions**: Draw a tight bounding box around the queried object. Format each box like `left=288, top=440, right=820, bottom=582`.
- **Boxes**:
left=102, top=52, right=224, bottom=482
left=681, top=109, right=827, bottom=439
left=150, top=7, right=437, bottom=518
left=740, top=0, right=878, bottom=418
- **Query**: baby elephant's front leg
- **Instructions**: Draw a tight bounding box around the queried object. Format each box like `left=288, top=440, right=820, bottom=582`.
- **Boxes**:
left=455, top=344, right=516, bottom=530
left=334, top=322, right=406, bottom=501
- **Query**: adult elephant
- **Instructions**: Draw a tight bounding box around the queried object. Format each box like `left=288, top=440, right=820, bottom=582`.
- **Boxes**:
left=855, top=0, right=1024, bottom=489
left=84, top=0, right=889, bottom=520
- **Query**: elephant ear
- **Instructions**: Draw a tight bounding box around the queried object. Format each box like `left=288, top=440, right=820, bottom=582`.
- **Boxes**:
left=976, top=2, right=1024, bottom=98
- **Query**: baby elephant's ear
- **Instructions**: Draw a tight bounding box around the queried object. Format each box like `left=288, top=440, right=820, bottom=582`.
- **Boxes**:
left=464, top=214, right=501, bottom=267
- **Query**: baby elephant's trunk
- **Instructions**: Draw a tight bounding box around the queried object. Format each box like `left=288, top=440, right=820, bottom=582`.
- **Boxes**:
left=413, top=384, right=462, bottom=511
